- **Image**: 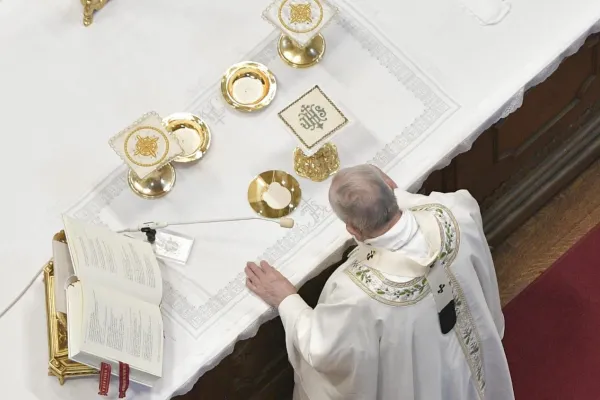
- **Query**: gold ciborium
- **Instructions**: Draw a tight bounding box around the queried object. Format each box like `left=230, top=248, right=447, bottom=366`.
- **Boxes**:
left=293, top=142, right=340, bottom=182
left=263, top=0, right=337, bottom=69
left=278, top=34, right=326, bottom=69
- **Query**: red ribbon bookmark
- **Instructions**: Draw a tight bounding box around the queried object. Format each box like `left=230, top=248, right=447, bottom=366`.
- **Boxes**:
left=98, top=362, right=111, bottom=396
left=118, top=362, right=130, bottom=399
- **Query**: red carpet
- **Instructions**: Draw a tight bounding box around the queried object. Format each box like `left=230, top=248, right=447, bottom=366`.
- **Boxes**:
left=503, top=224, right=600, bottom=400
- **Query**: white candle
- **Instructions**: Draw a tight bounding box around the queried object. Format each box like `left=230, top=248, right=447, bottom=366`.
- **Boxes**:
left=173, top=127, right=201, bottom=155
left=232, top=76, right=265, bottom=104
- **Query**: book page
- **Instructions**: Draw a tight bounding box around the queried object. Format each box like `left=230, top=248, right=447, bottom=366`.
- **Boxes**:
left=53, top=240, right=75, bottom=314
left=79, top=283, right=163, bottom=377
left=66, top=282, right=84, bottom=358
left=63, top=216, right=162, bottom=305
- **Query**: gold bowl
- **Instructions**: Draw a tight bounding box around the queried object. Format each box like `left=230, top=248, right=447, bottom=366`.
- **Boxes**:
left=163, top=113, right=211, bottom=163
left=247, top=170, right=301, bottom=218
left=221, top=61, right=277, bottom=112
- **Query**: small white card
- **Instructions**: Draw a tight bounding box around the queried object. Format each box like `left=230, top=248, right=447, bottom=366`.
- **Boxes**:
left=263, top=0, right=338, bottom=48
left=153, top=230, right=194, bottom=265
left=278, top=85, right=349, bottom=155
left=109, top=112, right=183, bottom=179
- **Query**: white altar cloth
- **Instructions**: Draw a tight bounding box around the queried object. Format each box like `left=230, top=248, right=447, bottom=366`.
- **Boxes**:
left=0, top=0, right=599, bottom=399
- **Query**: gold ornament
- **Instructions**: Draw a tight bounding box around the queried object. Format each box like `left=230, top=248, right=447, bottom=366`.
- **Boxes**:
left=289, top=4, right=313, bottom=24
left=81, top=0, right=108, bottom=27
left=134, top=135, right=160, bottom=158
left=123, top=125, right=170, bottom=168
left=293, top=142, right=340, bottom=182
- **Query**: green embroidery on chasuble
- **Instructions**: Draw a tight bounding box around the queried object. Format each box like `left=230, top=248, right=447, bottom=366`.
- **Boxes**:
left=347, top=262, right=429, bottom=306
left=343, top=203, right=486, bottom=398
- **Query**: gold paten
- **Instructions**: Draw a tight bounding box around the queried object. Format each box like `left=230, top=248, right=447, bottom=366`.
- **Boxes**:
left=221, top=62, right=277, bottom=112
left=81, top=0, right=108, bottom=27
left=163, top=113, right=211, bottom=163
left=278, top=34, right=326, bottom=68
left=45, top=231, right=98, bottom=384
left=293, top=142, right=340, bottom=182
left=247, top=170, right=301, bottom=218
left=128, top=163, right=176, bottom=199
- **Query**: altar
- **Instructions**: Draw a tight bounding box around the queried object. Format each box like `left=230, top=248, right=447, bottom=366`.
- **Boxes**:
left=1, top=0, right=599, bottom=399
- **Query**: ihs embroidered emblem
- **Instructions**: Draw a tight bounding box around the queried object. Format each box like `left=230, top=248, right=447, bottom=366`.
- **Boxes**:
left=298, top=104, right=328, bottom=130
left=134, top=135, right=159, bottom=158
left=289, top=3, right=313, bottom=24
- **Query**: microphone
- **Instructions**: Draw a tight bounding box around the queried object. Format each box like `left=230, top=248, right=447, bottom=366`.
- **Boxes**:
left=278, top=217, right=294, bottom=228
left=118, top=216, right=295, bottom=235
left=0, top=216, right=295, bottom=321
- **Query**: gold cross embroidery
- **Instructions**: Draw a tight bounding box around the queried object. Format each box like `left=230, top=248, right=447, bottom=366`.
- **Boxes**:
left=134, top=135, right=159, bottom=158
left=289, top=3, right=313, bottom=24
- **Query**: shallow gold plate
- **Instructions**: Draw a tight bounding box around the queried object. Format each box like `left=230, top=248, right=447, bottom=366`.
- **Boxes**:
left=128, top=163, right=176, bottom=199
left=163, top=113, right=211, bottom=163
left=221, top=61, right=277, bottom=112
left=248, top=170, right=301, bottom=218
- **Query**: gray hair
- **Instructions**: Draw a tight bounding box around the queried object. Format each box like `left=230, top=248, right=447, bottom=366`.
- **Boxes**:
left=328, top=164, right=400, bottom=236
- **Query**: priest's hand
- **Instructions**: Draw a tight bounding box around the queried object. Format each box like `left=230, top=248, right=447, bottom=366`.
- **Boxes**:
left=245, top=261, right=297, bottom=307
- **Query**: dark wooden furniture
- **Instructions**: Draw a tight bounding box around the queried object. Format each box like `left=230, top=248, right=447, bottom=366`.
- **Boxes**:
left=420, top=33, right=600, bottom=246
left=177, top=33, right=600, bottom=400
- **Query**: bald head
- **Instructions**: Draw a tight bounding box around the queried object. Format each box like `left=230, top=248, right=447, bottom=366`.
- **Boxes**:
left=329, top=164, right=401, bottom=240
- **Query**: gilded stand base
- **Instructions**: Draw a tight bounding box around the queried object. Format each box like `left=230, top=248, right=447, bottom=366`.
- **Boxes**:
left=45, top=231, right=98, bottom=384
left=81, top=0, right=109, bottom=27
left=293, top=143, right=340, bottom=182
left=128, top=163, right=176, bottom=199
left=278, top=34, right=326, bottom=69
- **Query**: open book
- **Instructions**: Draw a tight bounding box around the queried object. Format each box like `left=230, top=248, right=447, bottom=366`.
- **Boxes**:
left=61, top=216, right=164, bottom=387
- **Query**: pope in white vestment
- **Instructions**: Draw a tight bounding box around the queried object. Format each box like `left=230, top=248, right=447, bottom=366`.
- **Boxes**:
left=244, top=164, right=515, bottom=400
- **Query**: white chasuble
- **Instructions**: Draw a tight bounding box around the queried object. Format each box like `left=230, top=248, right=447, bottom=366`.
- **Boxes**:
left=278, top=190, right=514, bottom=400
